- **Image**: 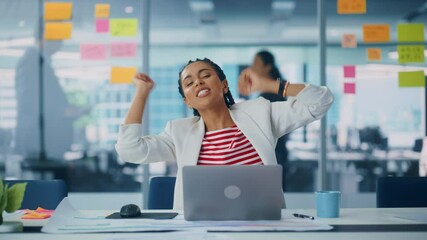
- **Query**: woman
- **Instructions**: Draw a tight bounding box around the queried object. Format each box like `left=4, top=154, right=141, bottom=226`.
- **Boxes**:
left=115, top=58, right=334, bottom=210
left=251, top=50, right=288, bottom=191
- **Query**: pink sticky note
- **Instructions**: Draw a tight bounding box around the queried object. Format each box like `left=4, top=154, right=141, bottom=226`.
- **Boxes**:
left=343, top=65, right=356, bottom=78
left=80, top=43, right=107, bottom=60
left=344, top=82, right=356, bottom=94
left=110, top=42, right=137, bottom=58
left=96, top=19, right=109, bottom=33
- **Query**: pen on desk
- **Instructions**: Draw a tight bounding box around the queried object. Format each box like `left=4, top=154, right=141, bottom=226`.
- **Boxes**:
left=293, top=213, right=315, bottom=220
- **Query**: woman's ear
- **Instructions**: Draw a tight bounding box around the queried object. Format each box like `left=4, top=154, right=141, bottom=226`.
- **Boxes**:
left=222, top=80, right=229, bottom=93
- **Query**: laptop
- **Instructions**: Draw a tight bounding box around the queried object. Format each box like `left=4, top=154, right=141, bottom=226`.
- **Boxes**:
left=182, top=165, right=285, bottom=221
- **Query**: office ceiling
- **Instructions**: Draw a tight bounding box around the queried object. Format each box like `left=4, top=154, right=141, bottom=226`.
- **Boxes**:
left=0, top=0, right=426, bottom=45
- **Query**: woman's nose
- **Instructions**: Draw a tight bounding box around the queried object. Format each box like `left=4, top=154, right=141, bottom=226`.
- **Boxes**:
left=194, top=78, right=204, bottom=86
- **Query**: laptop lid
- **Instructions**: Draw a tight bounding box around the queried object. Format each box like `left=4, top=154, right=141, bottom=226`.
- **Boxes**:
left=182, top=165, right=284, bottom=221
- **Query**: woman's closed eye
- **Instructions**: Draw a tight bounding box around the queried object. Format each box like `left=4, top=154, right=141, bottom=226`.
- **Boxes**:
left=185, top=81, right=193, bottom=87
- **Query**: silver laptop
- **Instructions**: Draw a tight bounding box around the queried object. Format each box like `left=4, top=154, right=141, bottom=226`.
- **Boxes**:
left=182, top=165, right=285, bottom=221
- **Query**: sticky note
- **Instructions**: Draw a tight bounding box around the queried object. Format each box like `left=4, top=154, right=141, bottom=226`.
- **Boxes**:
left=398, top=71, right=425, bottom=87
left=343, top=65, right=356, bottom=78
left=80, top=43, right=107, bottom=60
left=44, top=2, right=73, bottom=21
left=397, top=23, right=425, bottom=43
left=96, top=19, right=109, bottom=33
left=366, top=48, right=382, bottom=61
left=397, top=45, right=425, bottom=64
left=111, top=42, right=137, bottom=58
left=363, top=24, right=390, bottom=43
left=44, top=22, right=72, bottom=40
left=110, top=67, right=137, bottom=84
left=344, top=82, right=356, bottom=94
left=341, top=34, right=357, bottom=48
left=110, top=19, right=138, bottom=37
left=337, top=0, right=366, bottom=14
left=95, top=3, right=110, bottom=18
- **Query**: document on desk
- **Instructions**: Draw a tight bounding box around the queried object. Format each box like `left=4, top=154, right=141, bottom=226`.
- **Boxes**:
left=42, top=198, right=333, bottom=233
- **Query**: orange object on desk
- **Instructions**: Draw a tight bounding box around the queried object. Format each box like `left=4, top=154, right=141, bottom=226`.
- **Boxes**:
left=21, top=207, right=54, bottom=219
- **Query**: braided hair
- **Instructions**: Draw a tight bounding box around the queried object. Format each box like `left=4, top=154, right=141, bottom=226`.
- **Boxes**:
left=178, top=58, right=235, bottom=116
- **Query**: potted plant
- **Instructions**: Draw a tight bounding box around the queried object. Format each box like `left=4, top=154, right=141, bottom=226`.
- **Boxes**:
left=0, top=178, right=27, bottom=225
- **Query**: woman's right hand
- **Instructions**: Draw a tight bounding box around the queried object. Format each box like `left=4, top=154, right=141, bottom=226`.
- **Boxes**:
left=133, top=73, right=155, bottom=93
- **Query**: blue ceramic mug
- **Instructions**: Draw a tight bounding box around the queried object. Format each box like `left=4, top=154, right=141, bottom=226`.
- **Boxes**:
left=315, top=191, right=341, bottom=218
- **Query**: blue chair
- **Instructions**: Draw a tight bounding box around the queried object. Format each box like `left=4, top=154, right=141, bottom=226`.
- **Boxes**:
left=3, top=179, right=67, bottom=210
left=148, top=177, right=176, bottom=209
left=377, top=177, right=427, bottom=208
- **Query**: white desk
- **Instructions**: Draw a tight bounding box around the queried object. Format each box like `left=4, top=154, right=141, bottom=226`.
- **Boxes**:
left=3, top=208, right=427, bottom=240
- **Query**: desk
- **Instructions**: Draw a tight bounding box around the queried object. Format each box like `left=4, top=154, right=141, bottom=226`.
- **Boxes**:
left=3, top=208, right=427, bottom=240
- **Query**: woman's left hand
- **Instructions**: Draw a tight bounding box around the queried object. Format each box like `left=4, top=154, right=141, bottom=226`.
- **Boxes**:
left=238, top=67, right=269, bottom=96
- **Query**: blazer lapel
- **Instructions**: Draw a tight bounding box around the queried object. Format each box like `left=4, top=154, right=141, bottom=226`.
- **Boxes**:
left=229, top=109, right=276, bottom=165
left=181, top=117, right=205, bottom=166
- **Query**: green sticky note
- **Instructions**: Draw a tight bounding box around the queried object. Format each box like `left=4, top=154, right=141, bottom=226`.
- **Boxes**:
left=397, top=45, right=425, bottom=64
left=397, top=23, right=425, bottom=42
left=110, top=18, right=138, bottom=37
left=399, top=71, right=425, bottom=87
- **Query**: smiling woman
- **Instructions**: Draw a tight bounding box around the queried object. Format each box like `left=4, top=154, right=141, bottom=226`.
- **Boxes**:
left=115, top=57, right=334, bottom=210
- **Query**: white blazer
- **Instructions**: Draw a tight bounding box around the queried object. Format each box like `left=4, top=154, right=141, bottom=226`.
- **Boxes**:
left=115, top=84, right=334, bottom=210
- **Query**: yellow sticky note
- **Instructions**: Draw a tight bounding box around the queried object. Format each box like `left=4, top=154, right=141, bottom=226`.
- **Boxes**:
left=399, top=71, right=425, bottom=87
left=366, top=48, right=382, bottom=61
left=95, top=4, right=110, bottom=18
left=398, top=23, right=425, bottom=43
left=363, top=24, right=390, bottom=43
left=44, top=22, right=72, bottom=40
left=44, top=2, right=73, bottom=21
left=110, top=67, right=137, bottom=84
left=110, top=19, right=138, bottom=37
left=397, top=45, right=425, bottom=64
left=337, top=0, right=366, bottom=14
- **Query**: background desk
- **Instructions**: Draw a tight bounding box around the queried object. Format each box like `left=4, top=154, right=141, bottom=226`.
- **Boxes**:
left=3, top=208, right=427, bottom=240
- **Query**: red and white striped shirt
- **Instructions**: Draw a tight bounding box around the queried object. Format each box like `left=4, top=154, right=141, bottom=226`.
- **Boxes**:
left=197, top=125, right=263, bottom=166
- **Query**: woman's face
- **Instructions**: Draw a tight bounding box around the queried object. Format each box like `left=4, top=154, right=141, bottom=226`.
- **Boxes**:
left=251, top=55, right=271, bottom=78
left=180, top=61, right=228, bottom=112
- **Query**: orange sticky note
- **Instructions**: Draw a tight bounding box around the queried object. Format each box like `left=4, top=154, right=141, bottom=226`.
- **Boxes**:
left=337, top=0, right=366, bottom=14
left=363, top=24, right=390, bottom=43
left=44, top=22, right=73, bottom=40
left=95, top=4, right=110, bottom=18
left=44, top=2, right=73, bottom=21
left=21, top=211, right=51, bottom=219
left=342, top=34, right=357, bottom=48
left=110, top=67, right=137, bottom=84
left=366, top=48, right=382, bottom=61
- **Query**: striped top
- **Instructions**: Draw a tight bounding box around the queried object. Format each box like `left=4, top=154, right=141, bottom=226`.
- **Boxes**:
left=197, top=125, right=263, bottom=166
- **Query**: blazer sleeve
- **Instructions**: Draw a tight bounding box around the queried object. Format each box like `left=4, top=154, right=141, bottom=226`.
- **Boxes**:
left=115, top=121, right=176, bottom=164
left=270, top=84, right=334, bottom=138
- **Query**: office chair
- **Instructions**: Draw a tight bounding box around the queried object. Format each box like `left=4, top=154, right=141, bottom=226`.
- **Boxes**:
left=377, top=177, right=427, bottom=208
left=147, top=177, right=176, bottom=209
left=3, top=179, right=67, bottom=210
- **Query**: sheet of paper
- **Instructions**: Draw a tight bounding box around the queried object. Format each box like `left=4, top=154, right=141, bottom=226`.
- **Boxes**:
left=96, top=19, right=109, bottom=33
left=110, top=67, right=137, bottom=84
left=344, top=82, right=356, bottom=94
left=80, top=43, right=107, bottom=60
left=363, top=24, right=390, bottom=43
left=398, top=23, right=425, bottom=42
left=337, top=0, right=366, bottom=14
left=110, top=18, right=138, bottom=37
left=398, top=71, right=425, bottom=87
left=111, top=42, right=137, bottom=58
left=95, top=3, right=110, bottom=18
left=366, top=48, right=382, bottom=61
left=44, top=2, right=73, bottom=21
left=44, top=22, right=73, bottom=40
left=42, top=198, right=333, bottom=234
left=397, top=45, right=425, bottom=64
left=343, top=65, right=356, bottom=78
left=341, top=34, right=357, bottom=48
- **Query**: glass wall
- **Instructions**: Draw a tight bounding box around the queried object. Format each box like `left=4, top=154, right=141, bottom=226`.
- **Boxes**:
left=1, top=0, right=425, bottom=194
